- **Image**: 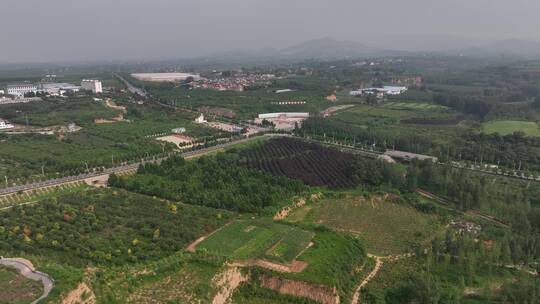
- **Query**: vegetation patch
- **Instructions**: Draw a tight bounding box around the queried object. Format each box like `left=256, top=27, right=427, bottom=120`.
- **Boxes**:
left=0, top=188, right=233, bottom=266
left=0, top=265, right=43, bottom=304
left=289, top=193, right=441, bottom=255
left=481, top=120, right=540, bottom=137
left=239, top=137, right=357, bottom=188
left=197, top=219, right=313, bottom=263
left=110, top=154, right=307, bottom=213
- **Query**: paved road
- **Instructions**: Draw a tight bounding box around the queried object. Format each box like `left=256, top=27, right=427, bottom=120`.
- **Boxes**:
left=114, top=73, right=147, bottom=97
left=0, top=134, right=282, bottom=196
left=0, top=257, right=54, bottom=304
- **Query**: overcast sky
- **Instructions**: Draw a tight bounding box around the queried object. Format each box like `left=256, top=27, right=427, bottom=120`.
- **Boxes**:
left=2, top=0, right=540, bottom=63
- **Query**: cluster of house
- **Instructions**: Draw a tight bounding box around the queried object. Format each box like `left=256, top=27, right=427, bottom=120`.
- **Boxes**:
left=3, top=79, right=102, bottom=98
left=271, top=101, right=306, bottom=105
left=349, top=86, right=408, bottom=98
left=450, top=220, right=482, bottom=235
left=254, top=112, right=310, bottom=131
left=0, top=119, right=15, bottom=130
left=190, top=74, right=276, bottom=91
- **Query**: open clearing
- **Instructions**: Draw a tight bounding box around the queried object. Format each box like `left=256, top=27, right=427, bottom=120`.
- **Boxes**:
left=197, top=220, right=313, bottom=263
left=481, top=120, right=540, bottom=137
left=0, top=265, right=43, bottom=304
left=287, top=194, right=441, bottom=255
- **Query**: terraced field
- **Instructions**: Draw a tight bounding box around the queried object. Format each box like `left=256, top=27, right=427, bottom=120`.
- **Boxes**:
left=287, top=193, right=442, bottom=255
left=197, top=220, right=313, bottom=263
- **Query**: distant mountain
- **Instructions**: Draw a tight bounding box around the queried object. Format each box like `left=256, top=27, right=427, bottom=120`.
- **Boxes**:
left=446, top=38, right=540, bottom=58
left=277, top=38, right=394, bottom=59
left=203, top=38, right=406, bottom=63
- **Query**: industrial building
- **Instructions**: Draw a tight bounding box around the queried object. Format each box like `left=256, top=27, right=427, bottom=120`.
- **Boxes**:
left=350, top=86, right=408, bottom=96
left=6, top=83, right=38, bottom=97
left=131, top=73, right=202, bottom=82
left=81, top=79, right=103, bottom=93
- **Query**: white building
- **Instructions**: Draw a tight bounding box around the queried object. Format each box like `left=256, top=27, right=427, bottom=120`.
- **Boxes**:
left=81, top=79, right=103, bottom=93
left=131, top=73, right=202, bottom=82
left=6, top=84, right=38, bottom=97
left=194, top=114, right=207, bottom=124
left=350, top=86, right=408, bottom=96
left=258, top=112, right=309, bottom=119
left=0, top=120, right=14, bottom=129
left=0, top=89, right=4, bottom=95
left=172, top=127, right=186, bottom=134
left=38, top=83, right=80, bottom=95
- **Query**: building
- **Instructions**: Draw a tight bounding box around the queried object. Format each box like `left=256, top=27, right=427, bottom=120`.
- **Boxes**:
left=0, top=120, right=14, bottom=129
left=6, top=83, right=38, bottom=97
left=81, top=80, right=103, bottom=93
left=171, top=127, right=186, bottom=134
left=383, top=150, right=438, bottom=163
left=194, top=114, right=207, bottom=124
left=0, top=89, right=4, bottom=95
left=258, top=112, right=309, bottom=119
left=350, top=86, right=408, bottom=96
left=131, top=73, right=202, bottom=82
left=38, top=83, right=80, bottom=95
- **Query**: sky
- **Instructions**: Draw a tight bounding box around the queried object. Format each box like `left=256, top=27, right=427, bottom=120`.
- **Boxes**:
left=2, top=0, right=540, bottom=63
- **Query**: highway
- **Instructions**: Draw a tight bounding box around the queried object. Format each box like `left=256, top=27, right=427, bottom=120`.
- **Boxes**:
left=0, top=134, right=279, bottom=196
left=114, top=73, right=147, bottom=97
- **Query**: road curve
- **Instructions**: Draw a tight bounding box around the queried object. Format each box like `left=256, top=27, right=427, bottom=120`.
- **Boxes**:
left=0, top=257, right=54, bottom=304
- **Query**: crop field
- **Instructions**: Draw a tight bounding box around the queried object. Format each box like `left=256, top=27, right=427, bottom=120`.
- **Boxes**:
left=287, top=193, right=442, bottom=255
left=0, top=188, right=233, bottom=266
left=0, top=266, right=43, bottom=304
left=197, top=220, right=313, bottom=262
left=383, top=101, right=449, bottom=111
left=239, top=137, right=357, bottom=188
left=481, top=120, right=540, bottom=137
left=0, top=98, right=120, bottom=127
left=284, top=231, right=365, bottom=297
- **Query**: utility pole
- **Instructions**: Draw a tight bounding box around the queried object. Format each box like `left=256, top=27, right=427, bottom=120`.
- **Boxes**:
left=4, top=176, right=7, bottom=187
left=112, top=154, right=115, bottom=167
left=41, top=165, right=45, bottom=176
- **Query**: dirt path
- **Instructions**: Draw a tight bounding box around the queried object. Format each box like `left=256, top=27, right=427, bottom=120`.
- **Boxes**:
left=211, top=267, right=248, bottom=304
left=186, top=221, right=234, bottom=252
left=351, top=254, right=383, bottom=304
left=61, top=282, right=96, bottom=304
left=351, top=253, right=416, bottom=304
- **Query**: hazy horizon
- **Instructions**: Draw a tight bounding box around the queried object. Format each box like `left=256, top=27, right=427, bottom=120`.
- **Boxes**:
left=2, top=0, right=540, bottom=64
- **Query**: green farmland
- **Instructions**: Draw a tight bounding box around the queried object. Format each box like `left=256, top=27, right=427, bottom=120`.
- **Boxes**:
left=481, top=120, right=540, bottom=137
left=197, top=219, right=313, bottom=262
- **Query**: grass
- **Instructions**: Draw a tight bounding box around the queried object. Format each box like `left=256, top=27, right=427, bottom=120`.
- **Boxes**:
left=284, top=230, right=365, bottom=296
left=481, top=120, right=540, bottom=137
left=197, top=219, right=313, bottom=262
left=287, top=193, right=442, bottom=255
left=91, top=252, right=222, bottom=303
left=0, top=182, right=89, bottom=209
left=0, top=266, right=43, bottom=304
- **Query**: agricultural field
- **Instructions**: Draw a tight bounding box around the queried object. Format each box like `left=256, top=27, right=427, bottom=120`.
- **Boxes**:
left=0, top=98, right=222, bottom=181
left=0, top=97, right=120, bottom=127
left=197, top=219, right=314, bottom=262
left=238, top=137, right=357, bottom=188
left=0, top=188, right=233, bottom=266
left=0, top=266, right=43, bottom=304
left=112, top=154, right=307, bottom=213
left=481, top=120, right=540, bottom=137
left=286, top=192, right=442, bottom=255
